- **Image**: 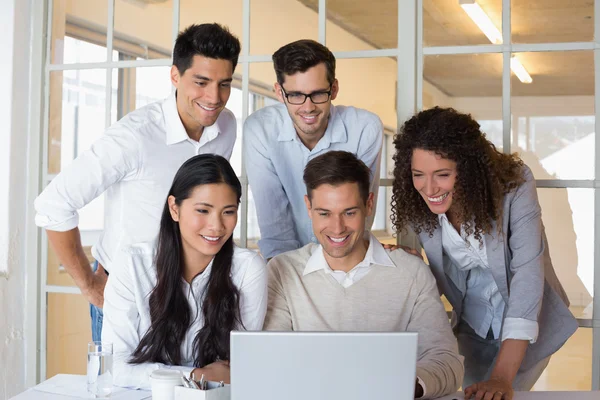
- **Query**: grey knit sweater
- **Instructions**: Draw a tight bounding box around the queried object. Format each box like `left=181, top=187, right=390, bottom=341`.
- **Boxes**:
left=263, top=242, right=464, bottom=399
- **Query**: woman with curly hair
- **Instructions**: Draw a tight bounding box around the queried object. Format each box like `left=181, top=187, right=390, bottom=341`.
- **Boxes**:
left=391, top=107, right=577, bottom=400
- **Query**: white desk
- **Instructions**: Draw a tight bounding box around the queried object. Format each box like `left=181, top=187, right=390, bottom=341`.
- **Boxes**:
left=9, top=375, right=151, bottom=400
left=10, top=375, right=600, bottom=400
left=437, top=392, right=600, bottom=400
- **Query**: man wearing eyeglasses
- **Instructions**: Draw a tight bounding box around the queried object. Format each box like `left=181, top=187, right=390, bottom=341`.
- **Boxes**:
left=243, top=39, right=383, bottom=260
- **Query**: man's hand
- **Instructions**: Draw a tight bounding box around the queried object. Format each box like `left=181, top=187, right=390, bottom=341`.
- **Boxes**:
left=381, top=243, right=423, bottom=260
left=464, top=377, right=513, bottom=400
left=192, top=360, right=231, bottom=384
left=81, top=263, right=108, bottom=308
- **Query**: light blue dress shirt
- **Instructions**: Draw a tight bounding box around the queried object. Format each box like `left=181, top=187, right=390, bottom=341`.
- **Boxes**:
left=243, top=103, right=383, bottom=259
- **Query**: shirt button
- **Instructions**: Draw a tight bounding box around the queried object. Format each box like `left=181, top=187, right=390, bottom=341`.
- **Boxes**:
left=311, top=236, right=316, bottom=242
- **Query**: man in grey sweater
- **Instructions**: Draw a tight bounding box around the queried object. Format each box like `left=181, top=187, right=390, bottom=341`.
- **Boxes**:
left=263, top=151, right=464, bottom=399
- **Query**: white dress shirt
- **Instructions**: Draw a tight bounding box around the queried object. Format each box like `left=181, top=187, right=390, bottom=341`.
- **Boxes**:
left=303, top=233, right=395, bottom=288
left=34, top=93, right=236, bottom=272
left=439, top=214, right=538, bottom=343
left=243, top=103, right=383, bottom=259
left=102, top=242, right=268, bottom=390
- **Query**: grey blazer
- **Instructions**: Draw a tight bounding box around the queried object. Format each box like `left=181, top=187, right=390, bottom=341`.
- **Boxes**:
left=418, top=165, right=578, bottom=371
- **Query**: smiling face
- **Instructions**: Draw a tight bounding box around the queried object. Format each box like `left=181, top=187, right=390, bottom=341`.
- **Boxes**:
left=168, top=183, right=238, bottom=270
left=171, top=55, right=234, bottom=139
left=274, top=63, right=339, bottom=150
left=411, top=148, right=458, bottom=215
left=305, top=182, right=373, bottom=271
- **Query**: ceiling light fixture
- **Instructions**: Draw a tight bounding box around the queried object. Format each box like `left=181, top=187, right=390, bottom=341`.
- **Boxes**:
left=459, top=0, right=502, bottom=44
left=510, top=56, right=533, bottom=83
left=459, top=0, right=533, bottom=83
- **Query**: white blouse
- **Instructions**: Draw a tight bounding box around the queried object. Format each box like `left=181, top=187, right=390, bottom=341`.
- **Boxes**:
left=102, top=241, right=268, bottom=390
left=439, top=214, right=538, bottom=343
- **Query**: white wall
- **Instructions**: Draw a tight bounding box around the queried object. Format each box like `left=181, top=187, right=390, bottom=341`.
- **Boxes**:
left=0, top=0, right=38, bottom=398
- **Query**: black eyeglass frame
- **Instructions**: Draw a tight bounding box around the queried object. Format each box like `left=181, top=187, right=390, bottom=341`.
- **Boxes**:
left=279, top=85, right=333, bottom=105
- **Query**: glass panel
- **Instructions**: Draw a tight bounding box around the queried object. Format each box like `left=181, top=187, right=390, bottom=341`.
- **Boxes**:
left=50, top=69, right=108, bottom=174
left=247, top=187, right=261, bottom=248
left=114, top=0, right=172, bottom=60
left=250, top=0, right=318, bottom=55
left=52, top=0, right=108, bottom=64
left=535, top=188, right=594, bottom=390
left=323, top=0, right=397, bottom=51
left=423, top=53, right=503, bottom=150
left=372, top=186, right=395, bottom=245
left=336, top=57, right=397, bottom=131
left=233, top=187, right=261, bottom=250
left=511, top=51, right=594, bottom=180
left=110, top=66, right=172, bottom=120
left=46, top=293, right=91, bottom=377
left=538, top=188, right=594, bottom=319
left=249, top=62, right=277, bottom=101
left=227, top=87, right=244, bottom=176
left=423, top=0, right=502, bottom=47
left=180, top=0, right=243, bottom=56
left=511, top=0, right=593, bottom=44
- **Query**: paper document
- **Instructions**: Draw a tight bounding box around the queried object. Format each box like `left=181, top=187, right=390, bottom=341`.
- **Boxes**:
left=33, top=374, right=151, bottom=399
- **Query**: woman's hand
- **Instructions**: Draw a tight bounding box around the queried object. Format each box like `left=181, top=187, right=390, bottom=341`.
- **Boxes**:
left=192, top=360, right=231, bottom=384
left=381, top=243, right=423, bottom=260
left=464, top=376, right=513, bottom=400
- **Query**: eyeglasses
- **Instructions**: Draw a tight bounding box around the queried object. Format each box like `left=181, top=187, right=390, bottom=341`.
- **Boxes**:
left=280, top=86, right=332, bottom=105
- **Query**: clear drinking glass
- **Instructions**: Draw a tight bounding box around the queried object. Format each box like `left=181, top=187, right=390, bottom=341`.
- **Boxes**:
left=87, top=341, right=114, bottom=398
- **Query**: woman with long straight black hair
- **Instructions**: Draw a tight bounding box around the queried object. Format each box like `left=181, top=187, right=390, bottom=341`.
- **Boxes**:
left=102, top=154, right=268, bottom=389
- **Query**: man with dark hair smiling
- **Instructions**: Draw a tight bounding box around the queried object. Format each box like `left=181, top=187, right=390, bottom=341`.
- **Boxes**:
left=243, top=39, right=383, bottom=260
left=34, top=23, right=240, bottom=340
left=263, top=151, right=464, bottom=399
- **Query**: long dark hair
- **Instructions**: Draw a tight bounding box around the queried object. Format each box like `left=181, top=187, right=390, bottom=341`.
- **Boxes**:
left=129, top=154, right=242, bottom=367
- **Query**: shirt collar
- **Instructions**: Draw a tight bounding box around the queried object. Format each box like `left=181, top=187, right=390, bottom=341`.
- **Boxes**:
left=164, top=91, right=223, bottom=146
left=277, top=104, right=347, bottom=146
left=302, top=232, right=395, bottom=276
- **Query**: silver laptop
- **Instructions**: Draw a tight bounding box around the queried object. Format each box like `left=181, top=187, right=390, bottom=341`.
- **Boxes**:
left=230, top=331, right=418, bottom=400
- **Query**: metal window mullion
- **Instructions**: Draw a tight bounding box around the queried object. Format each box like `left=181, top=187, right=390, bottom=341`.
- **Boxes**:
left=44, top=285, right=82, bottom=295
left=502, top=0, right=511, bottom=153
left=318, top=0, right=326, bottom=45
left=592, top=0, right=600, bottom=390
left=396, top=0, right=417, bottom=248
left=39, top=0, right=57, bottom=382
left=239, top=0, right=250, bottom=248
left=26, top=0, right=47, bottom=386
left=424, top=42, right=596, bottom=56
left=334, top=48, right=400, bottom=59
left=535, top=180, right=596, bottom=188
left=172, top=0, right=180, bottom=49
left=104, top=0, right=115, bottom=128
left=49, top=58, right=173, bottom=70
left=416, top=0, right=423, bottom=110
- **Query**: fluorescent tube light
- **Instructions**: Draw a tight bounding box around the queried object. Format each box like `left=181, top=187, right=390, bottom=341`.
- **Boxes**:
left=459, top=0, right=502, bottom=44
left=510, top=56, right=533, bottom=83
left=460, top=0, right=533, bottom=83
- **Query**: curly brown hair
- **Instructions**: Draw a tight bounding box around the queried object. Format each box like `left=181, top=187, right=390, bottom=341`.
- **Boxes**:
left=391, top=107, right=525, bottom=243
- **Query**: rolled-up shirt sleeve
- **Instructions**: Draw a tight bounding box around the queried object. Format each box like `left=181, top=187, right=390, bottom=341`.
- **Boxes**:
left=243, top=115, right=301, bottom=259
left=502, top=317, right=539, bottom=343
left=34, top=125, right=139, bottom=231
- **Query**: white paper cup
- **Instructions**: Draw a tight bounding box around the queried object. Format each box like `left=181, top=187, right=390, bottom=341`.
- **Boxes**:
left=150, top=369, right=184, bottom=400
